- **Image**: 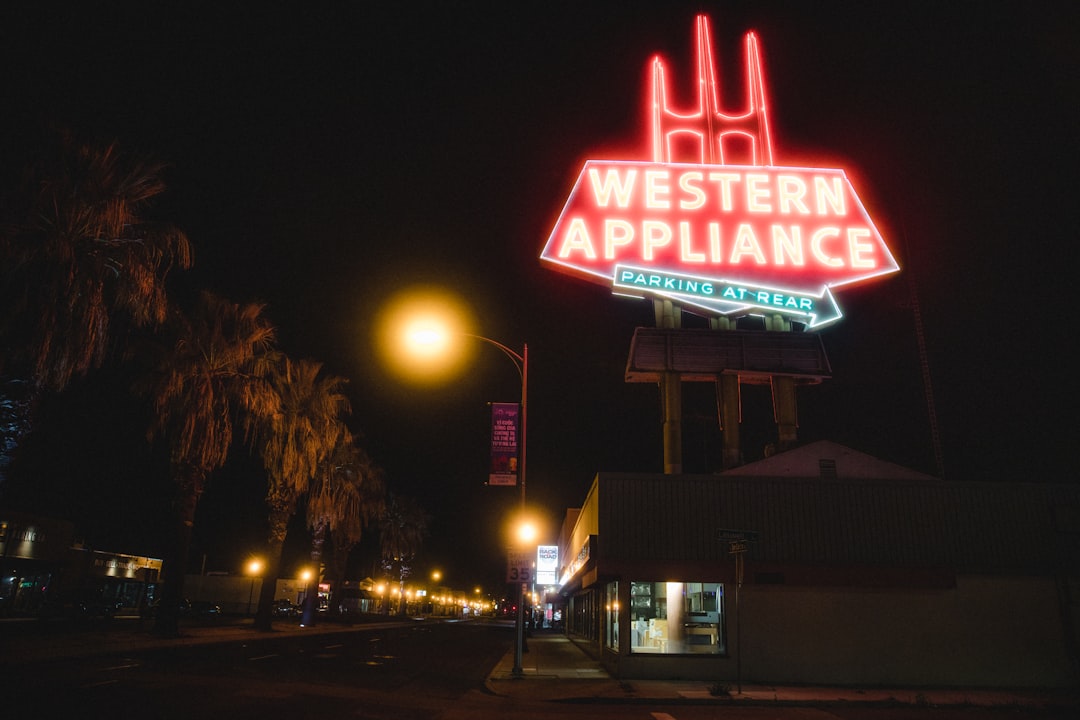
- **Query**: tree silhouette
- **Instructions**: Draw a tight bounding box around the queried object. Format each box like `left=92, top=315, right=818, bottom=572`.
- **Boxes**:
left=141, top=291, right=276, bottom=636
left=247, top=355, right=349, bottom=631
left=378, top=494, right=429, bottom=615
left=0, top=133, right=191, bottom=491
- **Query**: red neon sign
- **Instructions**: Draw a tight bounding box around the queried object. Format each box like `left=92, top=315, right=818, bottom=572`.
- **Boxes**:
left=540, top=16, right=898, bottom=328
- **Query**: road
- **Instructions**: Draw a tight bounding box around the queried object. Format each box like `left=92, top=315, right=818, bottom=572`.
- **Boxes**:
left=3, top=618, right=1069, bottom=719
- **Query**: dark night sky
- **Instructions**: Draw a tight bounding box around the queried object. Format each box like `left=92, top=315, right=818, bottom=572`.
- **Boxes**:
left=2, top=2, right=1077, bottom=591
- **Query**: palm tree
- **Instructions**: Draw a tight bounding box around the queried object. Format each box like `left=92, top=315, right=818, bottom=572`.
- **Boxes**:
left=142, top=291, right=277, bottom=636
left=248, top=356, right=349, bottom=631
left=303, top=428, right=356, bottom=624
left=328, top=451, right=385, bottom=616
left=378, top=494, right=429, bottom=615
left=307, top=434, right=385, bottom=619
left=0, top=133, right=191, bottom=490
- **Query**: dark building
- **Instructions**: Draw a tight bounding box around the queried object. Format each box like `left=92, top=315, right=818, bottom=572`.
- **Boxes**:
left=1, top=511, right=160, bottom=617
left=556, top=441, right=1080, bottom=687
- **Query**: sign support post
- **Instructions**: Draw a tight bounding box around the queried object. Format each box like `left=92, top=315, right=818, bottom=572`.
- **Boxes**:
left=507, top=550, right=532, bottom=677
left=718, top=529, right=758, bottom=694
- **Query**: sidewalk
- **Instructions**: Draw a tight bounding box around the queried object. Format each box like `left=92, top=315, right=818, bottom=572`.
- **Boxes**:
left=486, top=629, right=1080, bottom=710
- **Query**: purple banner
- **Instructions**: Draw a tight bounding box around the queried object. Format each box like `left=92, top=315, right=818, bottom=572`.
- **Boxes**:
left=488, top=402, right=520, bottom=486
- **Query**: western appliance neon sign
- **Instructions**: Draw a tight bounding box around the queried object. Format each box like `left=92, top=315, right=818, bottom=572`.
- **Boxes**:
left=540, top=16, right=898, bottom=328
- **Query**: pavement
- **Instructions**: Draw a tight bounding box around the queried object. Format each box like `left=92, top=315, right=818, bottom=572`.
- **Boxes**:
left=487, top=628, right=1080, bottom=710
left=4, top=615, right=1078, bottom=710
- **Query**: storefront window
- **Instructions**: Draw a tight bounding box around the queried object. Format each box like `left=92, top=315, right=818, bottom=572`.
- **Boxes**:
left=629, top=581, right=725, bottom=655
left=605, top=581, right=619, bottom=651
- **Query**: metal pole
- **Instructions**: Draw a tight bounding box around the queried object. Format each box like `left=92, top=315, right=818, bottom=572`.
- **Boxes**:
left=520, top=343, right=527, bottom=510
left=513, top=585, right=526, bottom=677
left=512, top=342, right=528, bottom=678
left=736, top=552, right=744, bottom=694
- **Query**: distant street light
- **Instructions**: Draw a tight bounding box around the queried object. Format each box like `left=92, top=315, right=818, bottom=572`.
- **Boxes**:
left=299, top=567, right=317, bottom=626
left=246, top=558, right=263, bottom=617
left=431, top=571, right=443, bottom=615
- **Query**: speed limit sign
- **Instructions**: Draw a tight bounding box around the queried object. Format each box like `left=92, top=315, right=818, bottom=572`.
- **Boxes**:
left=506, top=551, right=533, bottom=583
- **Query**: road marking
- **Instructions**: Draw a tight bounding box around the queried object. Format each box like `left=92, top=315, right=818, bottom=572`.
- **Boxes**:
left=248, top=654, right=279, bottom=661
left=99, top=663, right=139, bottom=671
left=81, top=680, right=120, bottom=688
left=323, top=643, right=344, bottom=649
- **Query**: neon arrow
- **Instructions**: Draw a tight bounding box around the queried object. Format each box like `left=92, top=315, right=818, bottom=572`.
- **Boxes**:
left=613, top=265, right=843, bottom=328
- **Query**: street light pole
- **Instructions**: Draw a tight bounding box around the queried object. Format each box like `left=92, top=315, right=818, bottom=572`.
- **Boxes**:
left=516, top=343, right=528, bottom=678
left=464, top=335, right=529, bottom=677
left=518, top=342, right=527, bottom=510
left=464, top=334, right=528, bottom=510
left=397, top=321, right=531, bottom=676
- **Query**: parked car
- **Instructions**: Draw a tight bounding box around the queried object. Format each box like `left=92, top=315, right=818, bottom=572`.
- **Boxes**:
left=178, top=599, right=221, bottom=617
left=271, top=599, right=300, bottom=617
left=38, top=586, right=126, bottom=619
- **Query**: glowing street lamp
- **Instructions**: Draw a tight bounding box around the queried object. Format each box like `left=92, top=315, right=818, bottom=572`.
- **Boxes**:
left=400, top=334, right=528, bottom=509
left=377, top=288, right=529, bottom=509
left=431, top=571, right=443, bottom=615
left=516, top=520, right=537, bottom=545
left=246, top=558, right=262, bottom=617
left=299, top=567, right=317, bottom=626
left=379, top=288, right=531, bottom=674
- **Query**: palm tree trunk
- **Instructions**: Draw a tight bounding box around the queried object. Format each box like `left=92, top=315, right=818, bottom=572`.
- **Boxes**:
left=300, top=519, right=327, bottom=626
left=153, top=466, right=201, bottom=637
left=254, top=505, right=291, bottom=631
left=327, top=537, right=351, bottom=617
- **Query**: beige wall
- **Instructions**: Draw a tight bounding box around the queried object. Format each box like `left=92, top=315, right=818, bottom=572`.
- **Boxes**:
left=740, top=575, right=1074, bottom=687
left=560, top=478, right=600, bottom=583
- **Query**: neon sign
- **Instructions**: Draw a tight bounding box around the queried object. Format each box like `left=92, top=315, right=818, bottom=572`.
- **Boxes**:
left=540, top=15, right=898, bottom=328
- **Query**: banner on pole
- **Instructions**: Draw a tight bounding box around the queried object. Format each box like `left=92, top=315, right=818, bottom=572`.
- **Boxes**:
left=488, top=402, right=520, bottom=486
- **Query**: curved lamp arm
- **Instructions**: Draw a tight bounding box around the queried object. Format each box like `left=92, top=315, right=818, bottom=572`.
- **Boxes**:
left=463, top=333, right=528, bottom=510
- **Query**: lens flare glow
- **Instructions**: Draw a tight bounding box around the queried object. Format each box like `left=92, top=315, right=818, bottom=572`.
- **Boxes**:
left=375, top=286, right=477, bottom=384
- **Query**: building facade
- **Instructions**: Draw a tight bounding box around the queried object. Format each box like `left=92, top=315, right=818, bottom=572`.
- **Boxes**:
left=556, top=441, right=1080, bottom=688
left=1, top=512, right=161, bottom=617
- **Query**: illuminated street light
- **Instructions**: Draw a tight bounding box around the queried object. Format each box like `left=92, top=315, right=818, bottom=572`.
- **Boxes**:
left=376, top=582, right=388, bottom=614
left=375, top=287, right=476, bottom=385
left=381, top=288, right=531, bottom=675
left=380, top=289, right=528, bottom=505
left=298, top=567, right=316, bottom=626
left=399, top=329, right=528, bottom=509
left=246, top=558, right=263, bottom=617
left=516, top=520, right=537, bottom=545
